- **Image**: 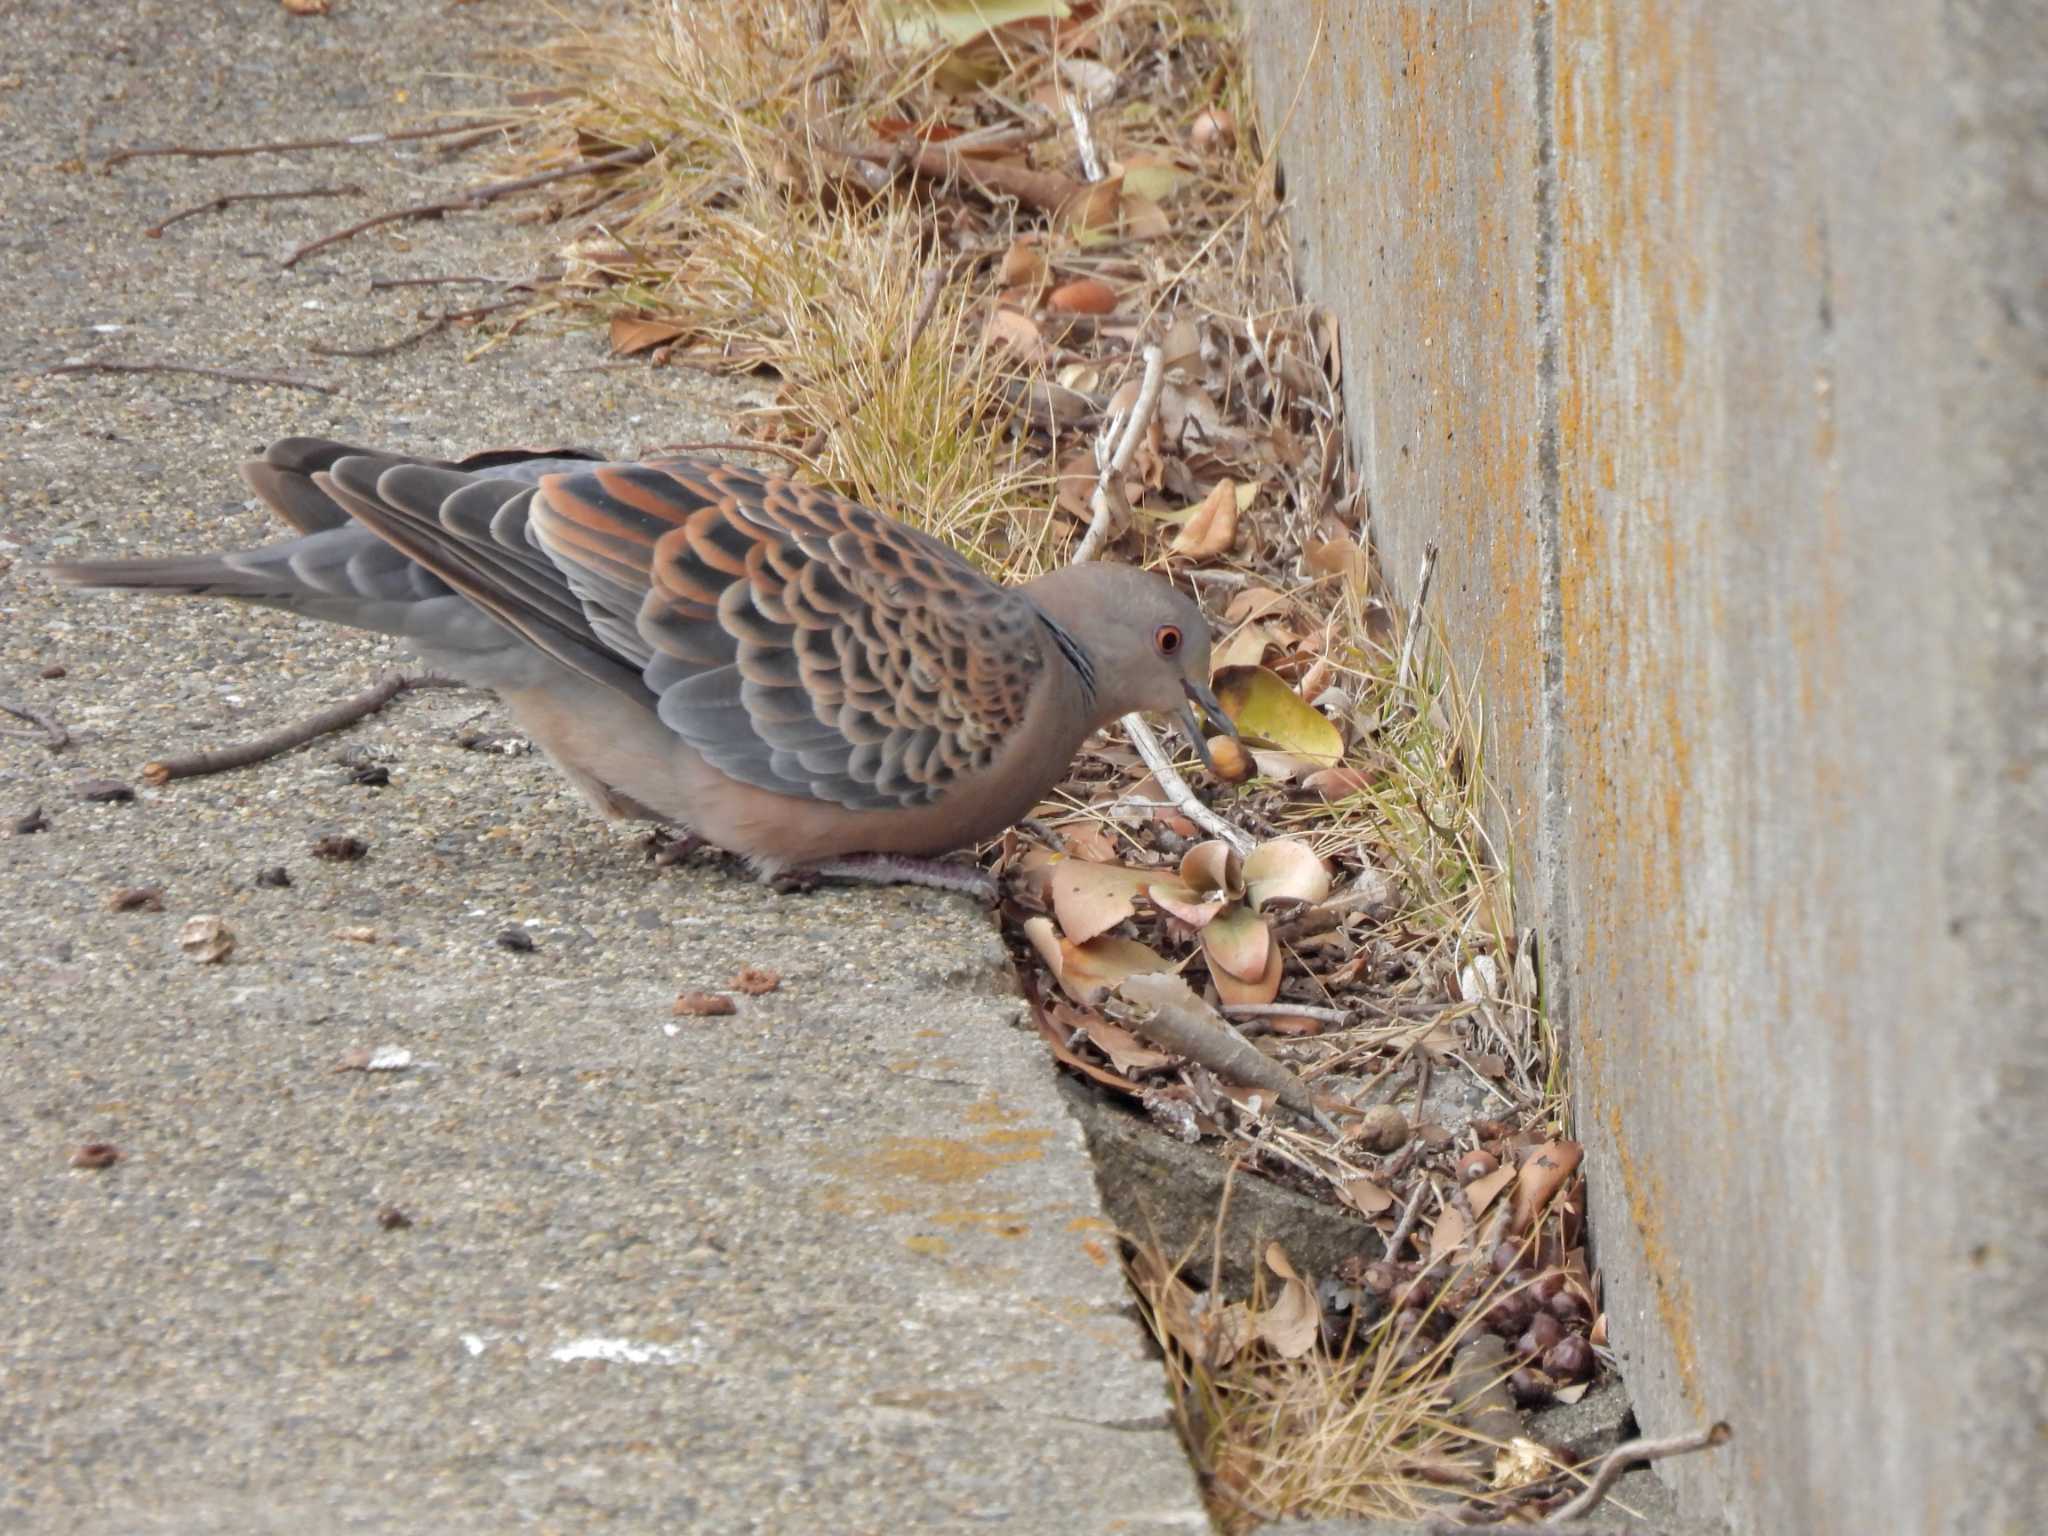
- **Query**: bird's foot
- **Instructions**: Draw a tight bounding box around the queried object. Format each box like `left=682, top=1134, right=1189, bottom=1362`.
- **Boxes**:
left=642, top=828, right=708, bottom=868
left=768, top=867, right=823, bottom=896
left=800, top=854, right=1000, bottom=904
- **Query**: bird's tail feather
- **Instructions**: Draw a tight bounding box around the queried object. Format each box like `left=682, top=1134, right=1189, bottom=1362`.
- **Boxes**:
left=46, top=553, right=303, bottom=601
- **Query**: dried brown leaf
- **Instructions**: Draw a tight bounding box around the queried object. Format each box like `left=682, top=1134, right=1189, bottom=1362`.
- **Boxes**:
left=1048, top=277, right=1116, bottom=314
left=1200, top=904, right=1271, bottom=983
left=1244, top=838, right=1331, bottom=909
left=610, top=315, right=687, bottom=356
left=1169, top=478, right=1239, bottom=559
left=1511, top=1140, right=1585, bottom=1234
left=1023, top=915, right=1171, bottom=1005
left=1255, top=1243, right=1322, bottom=1359
left=1049, top=859, right=1151, bottom=944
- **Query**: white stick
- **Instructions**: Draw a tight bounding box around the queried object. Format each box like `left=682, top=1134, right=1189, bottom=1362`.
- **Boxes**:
left=1122, top=711, right=1256, bottom=856
left=1073, top=345, right=1164, bottom=564
left=1062, top=87, right=1104, bottom=183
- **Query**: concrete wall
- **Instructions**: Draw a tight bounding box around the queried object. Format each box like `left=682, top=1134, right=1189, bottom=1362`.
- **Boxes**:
left=1247, top=4, right=2045, bottom=1533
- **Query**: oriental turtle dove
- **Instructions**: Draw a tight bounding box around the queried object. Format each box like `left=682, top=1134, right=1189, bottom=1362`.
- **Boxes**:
left=53, top=438, right=1235, bottom=893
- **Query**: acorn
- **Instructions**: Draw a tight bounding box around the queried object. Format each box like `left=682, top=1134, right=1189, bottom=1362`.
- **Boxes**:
left=1206, top=734, right=1253, bottom=783
left=1190, top=106, right=1237, bottom=153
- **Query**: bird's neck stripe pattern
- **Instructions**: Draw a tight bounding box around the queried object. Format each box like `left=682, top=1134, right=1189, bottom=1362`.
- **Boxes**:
left=1037, top=612, right=1097, bottom=704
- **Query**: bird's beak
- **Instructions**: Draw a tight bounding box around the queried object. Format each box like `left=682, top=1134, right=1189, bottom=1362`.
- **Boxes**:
left=1178, top=677, right=1237, bottom=773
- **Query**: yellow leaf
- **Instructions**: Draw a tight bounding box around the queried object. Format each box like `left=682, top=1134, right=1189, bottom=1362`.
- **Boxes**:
left=1117, top=154, right=1183, bottom=203
left=1211, top=666, right=1344, bottom=764
left=884, top=0, right=1070, bottom=47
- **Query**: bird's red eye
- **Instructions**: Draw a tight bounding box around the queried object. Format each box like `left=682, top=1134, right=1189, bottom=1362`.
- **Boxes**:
left=1155, top=624, right=1183, bottom=656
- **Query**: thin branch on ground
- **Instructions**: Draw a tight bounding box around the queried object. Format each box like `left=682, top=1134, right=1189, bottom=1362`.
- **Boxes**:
left=1393, top=542, right=1439, bottom=694
left=1383, top=1179, right=1428, bottom=1261
left=1547, top=1421, right=1733, bottom=1525
left=1, top=703, right=71, bottom=751
left=1118, top=972, right=1319, bottom=1121
left=307, top=299, right=520, bottom=359
left=368, top=273, right=525, bottom=290
left=1222, top=1002, right=1354, bottom=1026
left=103, top=119, right=516, bottom=169
left=39, top=361, right=339, bottom=396
left=141, top=673, right=464, bottom=786
left=146, top=183, right=363, bottom=238
left=280, top=140, right=662, bottom=268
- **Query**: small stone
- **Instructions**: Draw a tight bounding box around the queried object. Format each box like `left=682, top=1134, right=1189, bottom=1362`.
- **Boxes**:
left=40, top=664, right=67, bottom=680
left=70, top=1142, right=123, bottom=1170
left=376, top=1205, right=414, bottom=1231
left=349, top=764, right=392, bottom=788
left=494, top=927, right=536, bottom=953
left=335, top=926, right=378, bottom=944
left=312, top=834, right=368, bottom=861
left=77, top=778, right=135, bottom=803
left=673, top=991, right=736, bottom=1018
left=255, top=865, right=292, bottom=888
left=731, top=966, right=780, bottom=995
left=177, top=914, right=235, bottom=964
left=12, top=806, right=50, bottom=835
left=107, top=886, right=165, bottom=913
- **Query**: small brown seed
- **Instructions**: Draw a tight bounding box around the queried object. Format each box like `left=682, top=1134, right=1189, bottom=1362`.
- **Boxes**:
left=673, top=991, right=735, bottom=1017
left=70, top=1142, right=122, bottom=1170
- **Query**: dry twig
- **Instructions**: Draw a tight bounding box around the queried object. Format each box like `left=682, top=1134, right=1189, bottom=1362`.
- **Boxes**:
left=40, top=361, right=338, bottom=396
left=1547, top=1421, right=1733, bottom=1524
left=103, top=119, right=515, bottom=169
left=142, top=673, right=463, bottom=786
left=307, top=299, right=520, bottom=360
left=281, top=140, right=662, bottom=268
left=146, top=184, right=363, bottom=238
left=1, top=703, right=71, bottom=751
left=1393, top=542, right=1439, bottom=695
left=1119, top=972, right=1319, bottom=1122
